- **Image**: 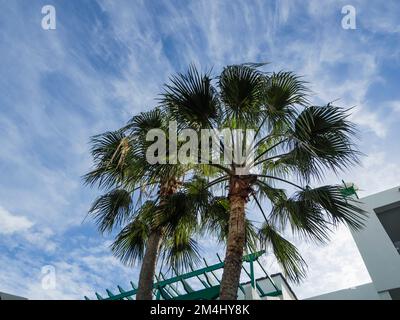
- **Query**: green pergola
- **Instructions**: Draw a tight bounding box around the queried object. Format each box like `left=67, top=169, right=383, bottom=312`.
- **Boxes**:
left=85, top=250, right=282, bottom=300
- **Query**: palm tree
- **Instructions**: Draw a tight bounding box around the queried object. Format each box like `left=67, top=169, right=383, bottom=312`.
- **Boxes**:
left=84, top=109, right=195, bottom=300
left=84, top=108, right=256, bottom=300
left=161, top=64, right=366, bottom=299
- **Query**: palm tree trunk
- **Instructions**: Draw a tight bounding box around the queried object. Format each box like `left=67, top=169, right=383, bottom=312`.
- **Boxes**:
left=136, top=229, right=162, bottom=300
left=219, top=193, right=246, bottom=300
left=135, top=179, right=178, bottom=300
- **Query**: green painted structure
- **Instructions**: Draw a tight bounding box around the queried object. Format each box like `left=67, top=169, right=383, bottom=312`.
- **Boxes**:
left=85, top=250, right=282, bottom=300
left=341, top=180, right=359, bottom=198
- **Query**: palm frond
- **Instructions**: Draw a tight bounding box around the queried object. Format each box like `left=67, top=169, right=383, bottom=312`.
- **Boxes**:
left=88, top=188, right=133, bottom=233
left=296, top=185, right=367, bottom=230
left=253, top=180, right=287, bottom=206
left=258, top=223, right=307, bottom=283
left=83, top=131, right=136, bottom=189
left=263, top=71, right=309, bottom=123
left=124, top=108, right=164, bottom=136
left=270, top=195, right=332, bottom=244
left=269, top=184, right=367, bottom=244
left=161, top=229, right=201, bottom=273
left=110, top=216, right=150, bottom=266
left=288, top=104, right=360, bottom=180
left=218, top=64, right=265, bottom=126
left=161, top=64, right=220, bottom=129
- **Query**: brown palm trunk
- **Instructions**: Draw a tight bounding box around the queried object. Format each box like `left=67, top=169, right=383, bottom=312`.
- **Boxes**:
left=219, top=175, right=255, bottom=300
left=135, top=179, right=178, bottom=300
left=136, top=229, right=162, bottom=300
left=219, top=194, right=246, bottom=299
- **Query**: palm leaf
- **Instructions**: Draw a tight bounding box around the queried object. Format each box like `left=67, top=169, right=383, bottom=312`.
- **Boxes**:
left=110, top=215, right=150, bottom=266
left=288, top=104, right=360, bottom=179
left=161, top=64, right=220, bottom=129
left=218, top=64, right=265, bottom=126
left=258, top=223, right=307, bottom=283
left=83, top=131, right=137, bottom=189
left=88, top=188, right=133, bottom=233
left=160, top=228, right=201, bottom=273
left=297, top=185, right=367, bottom=230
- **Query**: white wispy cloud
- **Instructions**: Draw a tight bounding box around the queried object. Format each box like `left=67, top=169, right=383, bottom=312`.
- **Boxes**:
left=0, top=237, right=136, bottom=300
left=0, top=206, right=34, bottom=235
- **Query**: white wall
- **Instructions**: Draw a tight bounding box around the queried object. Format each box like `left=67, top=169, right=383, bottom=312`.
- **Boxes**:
left=0, top=291, right=27, bottom=300
left=239, top=273, right=297, bottom=300
left=350, top=186, right=400, bottom=293
left=306, top=283, right=380, bottom=300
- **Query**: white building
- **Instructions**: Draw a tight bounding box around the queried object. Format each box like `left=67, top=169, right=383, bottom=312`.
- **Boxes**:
left=0, top=291, right=27, bottom=300
left=240, top=273, right=297, bottom=300
left=309, top=185, right=400, bottom=300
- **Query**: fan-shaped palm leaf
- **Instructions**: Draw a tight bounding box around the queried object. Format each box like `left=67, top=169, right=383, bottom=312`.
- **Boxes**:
left=258, top=223, right=307, bottom=283
left=88, top=188, right=133, bottom=234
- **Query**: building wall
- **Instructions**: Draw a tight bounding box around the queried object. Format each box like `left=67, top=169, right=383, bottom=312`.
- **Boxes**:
left=240, top=273, right=297, bottom=300
left=306, top=283, right=380, bottom=300
left=0, top=291, right=27, bottom=300
left=307, top=186, right=400, bottom=300
left=349, top=186, right=400, bottom=294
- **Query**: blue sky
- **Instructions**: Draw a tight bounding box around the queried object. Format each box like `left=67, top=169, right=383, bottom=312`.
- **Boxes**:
left=0, top=0, right=399, bottom=299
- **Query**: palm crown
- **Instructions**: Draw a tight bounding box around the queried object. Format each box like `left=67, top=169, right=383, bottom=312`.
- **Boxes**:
left=160, top=63, right=366, bottom=299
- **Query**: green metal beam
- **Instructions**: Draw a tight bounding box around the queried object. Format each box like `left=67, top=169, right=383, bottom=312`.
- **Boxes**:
left=243, top=250, right=265, bottom=262
left=261, top=290, right=283, bottom=297
left=172, top=266, right=194, bottom=293
left=180, top=278, right=194, bottom=293
left=155, top=274, right=176, bottom=298
left=169, top=285, right=220, bottom=300
left=188, top=264, right=210, bottom=289
left=159, top=272, right=181, bottom=296
left=117, top=286, right=133, bottom=300
left=95, top=292, right=104, bottom=300
left=106, top=289, right=115, bottom=298
left=203, top=271, right=215, bottom=287
left=202, top=258, right=220, bottom=287
left=255, top=259, right=280, bottom=292
left=241, top=263, right=266, bottom=296
left=249, top=260, right=255, bottom=289
left=158, top=286, right=173, bottom=300
left=96, top=250, right=265, bottom=301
